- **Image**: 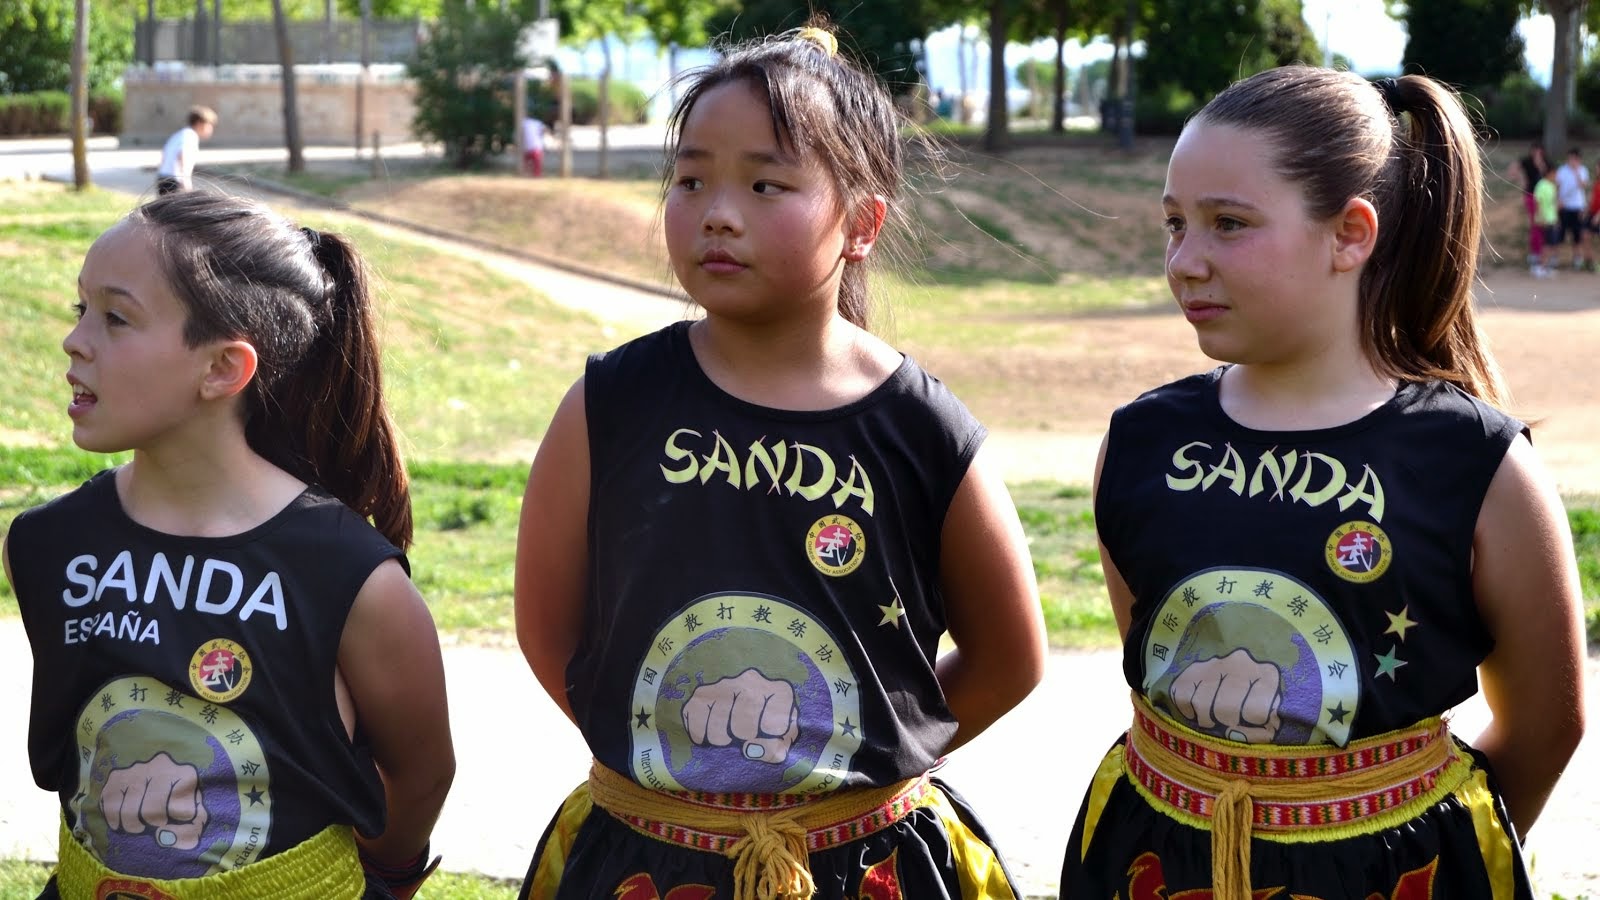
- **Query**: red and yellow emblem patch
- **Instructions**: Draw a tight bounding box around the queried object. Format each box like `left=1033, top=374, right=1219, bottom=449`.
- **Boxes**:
left=806, top=515, right=866, bottom=577
left=1325, top=521, right=1392, bottom=583
left=188, top=639, right=253, bottom=703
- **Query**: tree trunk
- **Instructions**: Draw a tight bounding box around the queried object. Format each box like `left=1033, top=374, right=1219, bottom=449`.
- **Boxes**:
left=212, top=0, right=222, bottom=66
left=956, top=26, right=969, bottom=123
left=357, top=0, right=371, bottom=152
left=1118, top=0, right=1136, bottom=151
left=270, top=0, right=305, bottom=173
left=71, top=0, right=91, bottom=190
left=1051, top=0, right=1068, bottom=133
left=146, top=0, right=156, bottom=66
left=1544, top=0, right=1585, bottom=154
left=323, top=0, right=335, bottom=63
left=984, top=0, right=1009, bottom=152
left=599, top=36, right=612, bottom=180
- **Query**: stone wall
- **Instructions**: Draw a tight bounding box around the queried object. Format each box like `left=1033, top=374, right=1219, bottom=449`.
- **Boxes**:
left=121, top=65, right=417, bottom=147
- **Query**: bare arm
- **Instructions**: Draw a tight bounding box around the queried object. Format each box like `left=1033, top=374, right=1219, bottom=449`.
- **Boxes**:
left=1472, top=435, right=1586, bottom=836
left=1090, top=433, right=1137, bottom=641
left=514, top=378, right=590, bottom=726
left=935, top=445, right=1046, bottom=753
left=338, top=559, right=455, bottom=868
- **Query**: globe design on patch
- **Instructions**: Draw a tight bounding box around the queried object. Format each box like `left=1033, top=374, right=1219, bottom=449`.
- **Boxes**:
left=1161, top=605, right=1325, bottom=745
left=655, top=628, right=833, bottom=793
left=84, top=710, right=243, bottom=879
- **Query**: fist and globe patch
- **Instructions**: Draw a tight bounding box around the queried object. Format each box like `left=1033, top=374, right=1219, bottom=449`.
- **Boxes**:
left=630, top=593, right=865, bottom=795
left=1141, top=567, right=1361, bottom=748
left=70, top=660, right=271, bottom=880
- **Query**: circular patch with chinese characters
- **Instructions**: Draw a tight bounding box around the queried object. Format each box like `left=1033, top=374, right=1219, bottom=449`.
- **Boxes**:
left=1325, top=521, right=1392, bottom=583
left=629, top=592, right=863, bottom=794
left=188, top=639, right=252, bottom=704
left=71, top=676, right=271, bottom=879
left=1140, top=567, right=1360, bottom=747
left=805, top=515, right=866, bottom=577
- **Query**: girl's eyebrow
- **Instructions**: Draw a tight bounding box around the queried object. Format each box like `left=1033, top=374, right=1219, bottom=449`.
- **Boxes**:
left=676, top=145, right=797, bottom=167
left=1162, top=193, right=1262, bottom=212
left=76, top=279, right=144, bottom=307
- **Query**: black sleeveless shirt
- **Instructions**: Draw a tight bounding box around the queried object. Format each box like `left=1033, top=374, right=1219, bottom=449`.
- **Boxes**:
left=1097, top=370, right=1523, bottom=746
left=7, top=471, right=401, bottom=878
left=570, top=322, right=985, bottom=794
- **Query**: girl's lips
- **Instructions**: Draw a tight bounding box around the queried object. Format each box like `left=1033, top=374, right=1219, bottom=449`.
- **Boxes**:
left=701, top=260, right=747, bottom=275
left=1182, top=302, right=1227, bottom=324
left=67, top=379, right=97, bottom=418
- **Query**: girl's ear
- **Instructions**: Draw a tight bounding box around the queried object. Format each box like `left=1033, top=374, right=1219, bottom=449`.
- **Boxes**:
left=843, top=194, right=888, bottom=262
left=1331, top=197, right=1379, bottom=273
left=200, top=340, right=260, bottom=401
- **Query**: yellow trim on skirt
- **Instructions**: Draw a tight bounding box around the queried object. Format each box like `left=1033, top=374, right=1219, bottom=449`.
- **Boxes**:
left=55, top=816, right=366, bottom=900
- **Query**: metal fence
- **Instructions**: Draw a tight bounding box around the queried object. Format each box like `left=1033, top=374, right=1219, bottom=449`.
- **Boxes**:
left=133, top=18, right=423, bottom=66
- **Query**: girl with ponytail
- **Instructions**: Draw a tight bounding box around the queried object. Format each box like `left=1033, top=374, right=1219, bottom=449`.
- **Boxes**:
left=1061, top=67, right=1585, bottom=899
left=4, top=190, right=453, bottom=899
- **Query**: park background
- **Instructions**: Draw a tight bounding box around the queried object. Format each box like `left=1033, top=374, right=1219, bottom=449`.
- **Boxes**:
left=3, top=0, right=1600, bottom=898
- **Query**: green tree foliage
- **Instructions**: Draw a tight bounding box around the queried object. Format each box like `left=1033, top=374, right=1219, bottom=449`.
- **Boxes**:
left=706, top=0, right=945, bottom=92
left=1137, top=0, right=1317, bottom=104
left=1400, top=0, right=1524, bottom=88
left=408, top=0, right=528, bottom=168
left=1, top=0, right=131, bottom=94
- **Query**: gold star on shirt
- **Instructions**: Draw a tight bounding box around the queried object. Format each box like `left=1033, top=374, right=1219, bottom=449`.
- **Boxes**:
left=878, top=597, right=906, bottom=628
left=1384, top=606, right=1418, bottom=642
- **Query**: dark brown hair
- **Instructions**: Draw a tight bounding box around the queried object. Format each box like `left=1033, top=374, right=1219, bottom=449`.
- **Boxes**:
left=660, top=21, right=907, bottom=329
left=129, top=191, right=413, bottom=548
left=1194, top=66, right=1508, bottom=406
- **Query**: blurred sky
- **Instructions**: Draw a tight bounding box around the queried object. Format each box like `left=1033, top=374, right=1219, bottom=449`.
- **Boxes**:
left=552, top=3, right=1562, bottom=110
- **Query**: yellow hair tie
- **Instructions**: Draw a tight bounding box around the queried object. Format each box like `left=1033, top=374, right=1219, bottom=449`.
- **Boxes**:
left=797, top=26, right=838, bottom=58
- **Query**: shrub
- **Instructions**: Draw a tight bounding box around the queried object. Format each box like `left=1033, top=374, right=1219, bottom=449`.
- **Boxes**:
left=408, top=3, right=525, bottom=169
left=1469, top=71, right=1546, bottom=140
left=0, top=91, right=67, bottom=135
left=528, top=76, right=649, bottom=126
left=88, top=93, right=122, bottom=135
left=1133, top=83, right=1200, bottom=136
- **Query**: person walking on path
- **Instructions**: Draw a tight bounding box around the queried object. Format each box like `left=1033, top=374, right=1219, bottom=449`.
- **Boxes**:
left=1553, top=146, right=1591, bottom=270
left=3, top=190, right=455, bottom=900
left=512, top=22, right=1046, bottom=900
left=521, top=116, right=547, bottom=177
left=1060, top=67, right=1586, bottom=900
left=155, top=106, right=216, bottom=194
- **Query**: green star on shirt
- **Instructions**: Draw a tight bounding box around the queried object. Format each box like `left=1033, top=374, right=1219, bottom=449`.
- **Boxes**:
left=1374, top=645, right=1409, bottom=681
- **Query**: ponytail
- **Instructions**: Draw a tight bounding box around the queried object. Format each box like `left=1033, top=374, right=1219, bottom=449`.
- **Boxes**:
left=257, top=230, right=414, bottom=549
left=130, top=191, right=413, bottom=549
left=1194, top=67, right=1510, bottom=408
left=1360, top=75, right=1509, bottom=407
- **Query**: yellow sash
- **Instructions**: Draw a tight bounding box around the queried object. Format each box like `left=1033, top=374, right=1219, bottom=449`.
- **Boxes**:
left=586, top=761, right=932, bottom=900
left=55, top=816, right=365, bottom=900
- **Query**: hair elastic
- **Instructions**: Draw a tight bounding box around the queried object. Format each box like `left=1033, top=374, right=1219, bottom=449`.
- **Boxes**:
left=1373, top=77, right=1404, bottom=113
left=301, top=225, right=321, bottom=247
left=797, top=26, right=838, bottom=59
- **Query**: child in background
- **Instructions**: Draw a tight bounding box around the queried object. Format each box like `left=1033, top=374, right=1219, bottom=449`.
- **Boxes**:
left=1060, top=68, right=1585, bottom=899
left=1535, top=163, right=1559, bottom=277
left=3, top=191, right=455, bottom=900
left=521, top=115, right=547, bottom=177
left=513, top=22, right=1045, bottom=900
left=155, top=106, right=216, bottom=194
